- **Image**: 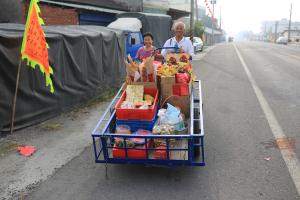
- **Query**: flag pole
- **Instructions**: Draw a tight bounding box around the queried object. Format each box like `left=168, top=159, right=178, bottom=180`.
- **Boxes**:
left=10, top=59, right=22, bottom=134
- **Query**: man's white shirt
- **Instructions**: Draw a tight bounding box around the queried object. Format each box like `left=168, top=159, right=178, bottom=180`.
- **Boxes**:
left=161, top=37, right=194, bottom=57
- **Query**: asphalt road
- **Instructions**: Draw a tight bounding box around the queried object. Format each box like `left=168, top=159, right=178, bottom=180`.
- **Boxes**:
left=26, top=42, right=300, bottom=200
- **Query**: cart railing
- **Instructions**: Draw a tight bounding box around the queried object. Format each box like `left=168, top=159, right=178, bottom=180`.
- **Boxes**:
left=91, top=80, right=205, bottom=166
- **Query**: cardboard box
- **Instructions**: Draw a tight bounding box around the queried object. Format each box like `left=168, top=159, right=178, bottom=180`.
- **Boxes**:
left=158, top=76, right=176, bottom=85
left=157, top=75, right=176, bottom=97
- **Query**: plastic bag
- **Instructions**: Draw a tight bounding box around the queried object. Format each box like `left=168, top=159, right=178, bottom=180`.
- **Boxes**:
left=157, top=104, right=185, bottom=131
left=165, top=103, right=181, bottom=124
left=157, top=108, right=167, bottom=124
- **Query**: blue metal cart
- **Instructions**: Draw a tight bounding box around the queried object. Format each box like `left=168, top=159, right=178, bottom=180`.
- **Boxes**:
left=91, top=79, right=205, bottom=167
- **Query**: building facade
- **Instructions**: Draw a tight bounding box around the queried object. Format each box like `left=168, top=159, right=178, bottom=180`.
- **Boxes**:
left=283, top=30, right=300, bottom=42
left=261, top=19, right=300, bottom=37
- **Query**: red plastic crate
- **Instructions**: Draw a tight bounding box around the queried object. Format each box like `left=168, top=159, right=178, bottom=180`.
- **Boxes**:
left=115, top=87, right=159, bottom=121
left=112, top=142, right=152, bottom=159
left=172, top=83, right=189, bottom=96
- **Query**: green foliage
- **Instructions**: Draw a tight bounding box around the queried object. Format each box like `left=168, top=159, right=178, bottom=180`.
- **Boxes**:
left=184, top=27, right=190, bottom=37
left=184, top=21, right=204, bottom=38
left=194, top=21, right=205, bottom=38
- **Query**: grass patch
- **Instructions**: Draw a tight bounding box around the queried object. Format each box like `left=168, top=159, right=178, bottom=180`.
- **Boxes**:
left=0, top=140, right=18, bottom=156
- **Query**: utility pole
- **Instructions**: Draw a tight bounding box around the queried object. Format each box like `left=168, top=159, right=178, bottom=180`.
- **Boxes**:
left=274, top=21, right=278, bottom=43
left=210, top=0, right=216, bottom=45
left=219, top=6, right=222, bottom=29
left=195, top=0, right=199, bottom=21
left=190, top=0, right=194, bottom=43
left=264, top=22, right=267, bottom=41
left=287, top=3, right=292, bottom=43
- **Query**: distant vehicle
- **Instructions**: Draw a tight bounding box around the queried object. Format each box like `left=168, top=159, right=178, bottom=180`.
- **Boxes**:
left=276, top=37, right=288, bottom=45
left=187, top=37, right=204, bottom=52
left=228, top=37, right=234, bottom=42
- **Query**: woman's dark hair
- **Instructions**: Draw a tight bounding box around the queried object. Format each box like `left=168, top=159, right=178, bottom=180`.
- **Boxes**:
left=143, top=32, right=153, bottom=40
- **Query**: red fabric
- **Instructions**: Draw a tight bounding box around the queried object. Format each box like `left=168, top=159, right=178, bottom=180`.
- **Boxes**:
left=22, top=5, right=50, bottom=74
left=18, top=146, right=36, bottom=156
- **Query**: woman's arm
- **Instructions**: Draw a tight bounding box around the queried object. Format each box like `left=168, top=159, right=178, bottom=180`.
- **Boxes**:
left=134, top=47, right=142, bottom=60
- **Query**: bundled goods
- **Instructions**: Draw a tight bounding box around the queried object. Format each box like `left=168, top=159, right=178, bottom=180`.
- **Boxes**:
left=120, top=85, right=155, bottom=110
left=142, top=56, right=155, bottom=82
left=114, top=125, right=134, bottom=148
left=125, top=54, right=155, bottom=84
left=124, top=54, right=139, bottom=84
left=152, top=103, right=186, bottom=148
left=114, top=126, right=152, bottom=148
left=115, top=87, right=158, bottom=121
left=113, top=126, right=153, bottom=159
left=157, top=65, right=177, bottom=76
left=166, top=53, right=178, bottom=65
left=161, top=53, right=196, bottom=82
left=157, top=104, right=185, bottom=132
left=157, top=53, right=194, bottom=102
left=115, top=139, right=135, bottom=148
left=144, top=94, right=154, bottom=105
left=152, top=123, right=176, bottom=147
left=113, top=50, right=195, bottom=161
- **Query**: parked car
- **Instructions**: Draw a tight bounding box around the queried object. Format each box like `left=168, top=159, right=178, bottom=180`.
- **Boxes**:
left=276, top=37, right=288, bottom=45
left=186, top=37, right=203, bottom=52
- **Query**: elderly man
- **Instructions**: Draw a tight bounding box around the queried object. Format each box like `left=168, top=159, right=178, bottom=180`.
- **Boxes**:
left=161, top=21, right=194, bottom=58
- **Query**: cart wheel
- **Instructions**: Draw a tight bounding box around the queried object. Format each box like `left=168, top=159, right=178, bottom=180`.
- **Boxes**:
left=193, top=108, right=200, bottom=157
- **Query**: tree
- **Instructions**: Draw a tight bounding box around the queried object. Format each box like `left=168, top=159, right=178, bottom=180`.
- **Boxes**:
left=194, top=20, right=205, bottom=38
left=184, top=26, right=191, bottom=37
left=184, top=20, right=204, bottom=38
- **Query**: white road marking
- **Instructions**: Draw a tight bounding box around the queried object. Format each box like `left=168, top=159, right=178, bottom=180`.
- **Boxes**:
left=233, top=44, right=300, bottom=196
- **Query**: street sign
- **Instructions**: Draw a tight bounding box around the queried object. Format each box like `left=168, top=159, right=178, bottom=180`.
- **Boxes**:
left=210, top=0, right=216, bottom=4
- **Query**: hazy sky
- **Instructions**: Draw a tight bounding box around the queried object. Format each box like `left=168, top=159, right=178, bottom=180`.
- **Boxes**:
left=199, top=0, right=300, bottom=35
